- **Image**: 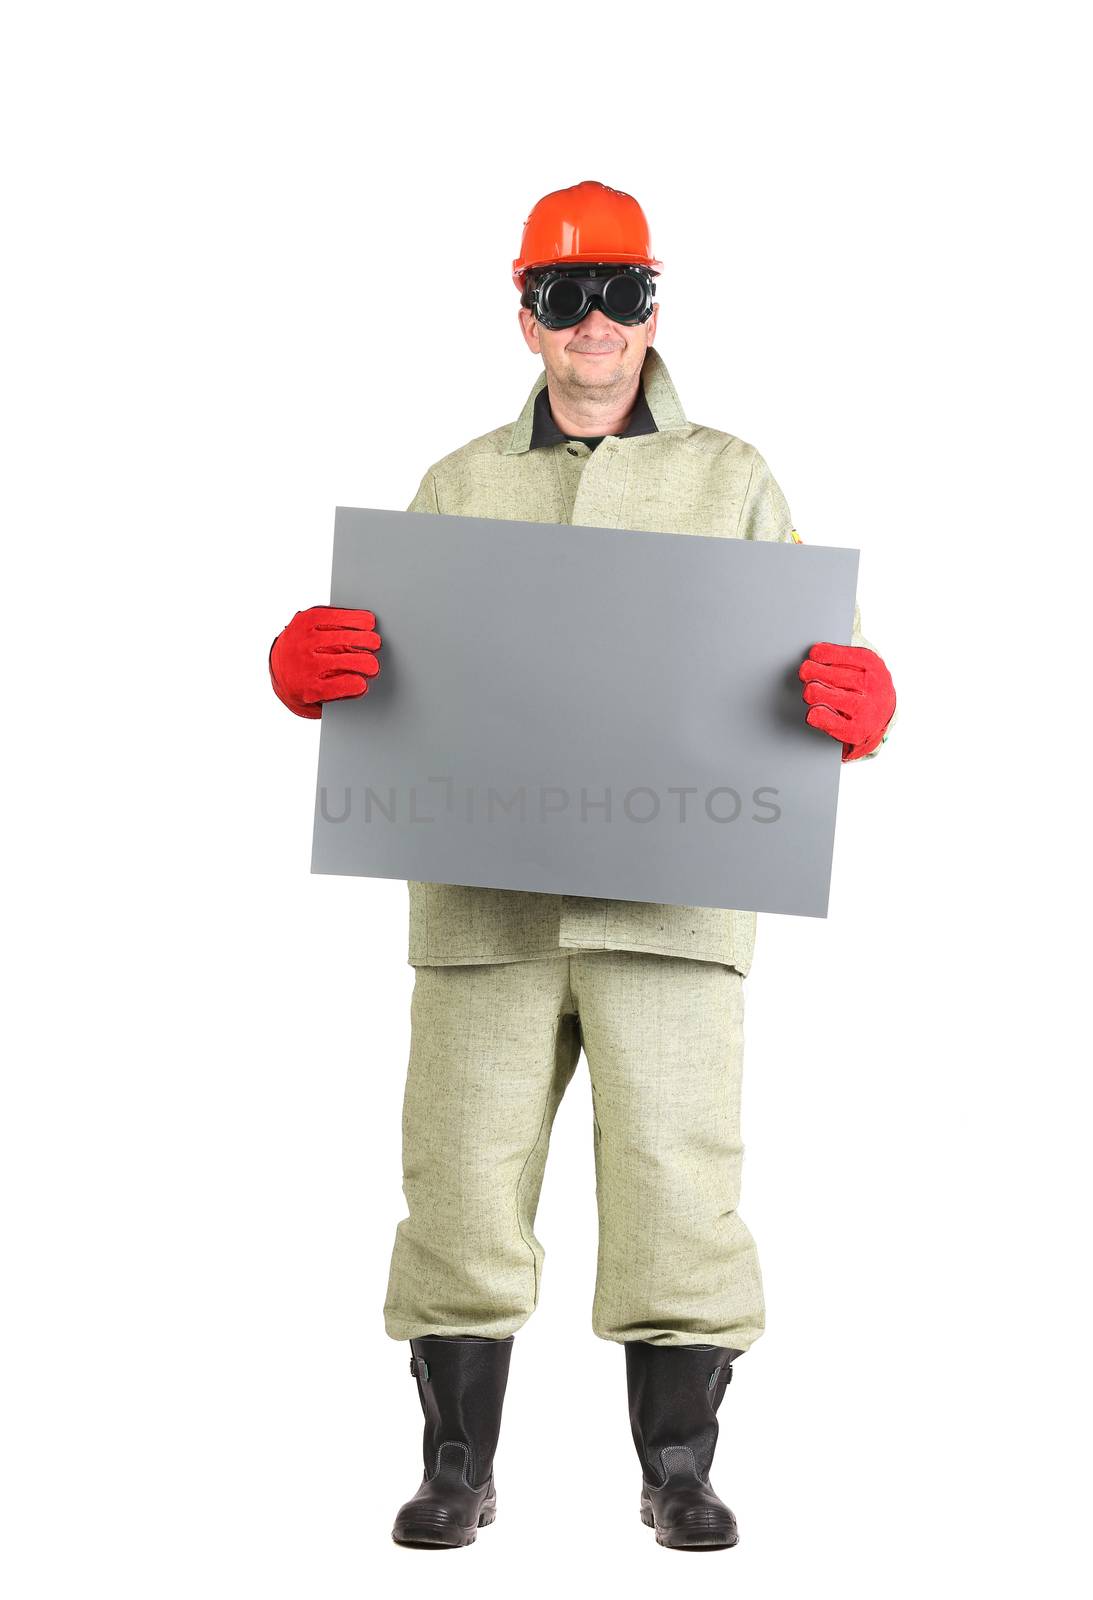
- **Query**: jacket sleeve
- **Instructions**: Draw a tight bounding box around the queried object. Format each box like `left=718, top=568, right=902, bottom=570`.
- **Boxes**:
left=736, top=449, right=794, bottom=542
left=406, top=470, right=440, bottom=515
left=739, top=449, right=894, bottom=759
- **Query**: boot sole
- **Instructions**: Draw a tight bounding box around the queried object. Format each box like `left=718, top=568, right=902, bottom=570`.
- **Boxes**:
left=640, top=1506, right=739, bottom=1551
left=392, top=1506, right=496, bottom=1549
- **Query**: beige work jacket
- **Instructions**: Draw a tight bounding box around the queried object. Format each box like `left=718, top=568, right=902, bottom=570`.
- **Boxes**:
left=402, top=346, right=871, bottom=971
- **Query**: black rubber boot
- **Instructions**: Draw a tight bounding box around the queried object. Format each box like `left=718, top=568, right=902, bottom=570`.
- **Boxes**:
left=625, top=1340, right=743, bottom=1550
left=391, top=1335, right=514, bottom=1548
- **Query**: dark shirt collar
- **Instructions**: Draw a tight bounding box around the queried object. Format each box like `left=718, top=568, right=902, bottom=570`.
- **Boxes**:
left=528, top=376, right=659, bottom=450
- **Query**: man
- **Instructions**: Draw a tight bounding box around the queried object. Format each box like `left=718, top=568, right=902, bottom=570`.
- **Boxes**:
left=269, top=180, right=896, bottom=1551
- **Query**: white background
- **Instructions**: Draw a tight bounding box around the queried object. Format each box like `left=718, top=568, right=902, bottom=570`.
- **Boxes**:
left=2, top=3, right=1088, bottom=1595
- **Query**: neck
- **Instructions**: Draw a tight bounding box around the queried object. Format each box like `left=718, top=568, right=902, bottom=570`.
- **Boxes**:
left=544, top=372, right=642, bottom=438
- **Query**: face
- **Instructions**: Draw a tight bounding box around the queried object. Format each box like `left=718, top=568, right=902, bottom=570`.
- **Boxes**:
left=518, top=282, right=659, bottom=399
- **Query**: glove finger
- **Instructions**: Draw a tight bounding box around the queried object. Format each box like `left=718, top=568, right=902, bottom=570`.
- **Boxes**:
left=807, top=642, right=875, bottom=669
left=806, top=704, right=851, bottom=739
left=315, top=674, right=370, bottom=701
left=802, top=682, right=861, bottom=715
left=798, top=659, right=863, bottom=691
left=313, top=627, right=382, bottom=652
left=317, top=650, right=381, bottom=678
left=311, top=607, right=377, bottom=632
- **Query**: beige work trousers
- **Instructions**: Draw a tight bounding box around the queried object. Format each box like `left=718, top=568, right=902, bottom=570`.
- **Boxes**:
left=383, top=951, right=765, bottom=1350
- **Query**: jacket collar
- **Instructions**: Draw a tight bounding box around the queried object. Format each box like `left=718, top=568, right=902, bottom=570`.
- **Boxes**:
left=504, top=345, right=688, bottom=456
left=528, top=379, right=657, bottom=448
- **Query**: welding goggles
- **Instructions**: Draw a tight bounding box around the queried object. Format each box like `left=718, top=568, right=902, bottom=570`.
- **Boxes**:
left=521, top=263, right=656, bottom=330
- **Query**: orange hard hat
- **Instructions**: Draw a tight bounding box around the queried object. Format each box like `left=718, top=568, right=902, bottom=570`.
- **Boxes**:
left=512, top=179, right=662, bottom=290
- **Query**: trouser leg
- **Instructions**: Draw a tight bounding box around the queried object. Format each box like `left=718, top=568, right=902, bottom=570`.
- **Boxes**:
left=571, top=950, right=764, bottom=1351
left=383, top=956, right=581, bottom=1340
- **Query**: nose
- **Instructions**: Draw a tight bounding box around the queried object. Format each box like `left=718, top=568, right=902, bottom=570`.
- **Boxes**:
left=576, top=306, right=623, bottom=338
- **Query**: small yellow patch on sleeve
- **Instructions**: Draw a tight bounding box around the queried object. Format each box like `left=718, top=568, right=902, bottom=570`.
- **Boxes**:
left=789, top=528, right=803, bottom=544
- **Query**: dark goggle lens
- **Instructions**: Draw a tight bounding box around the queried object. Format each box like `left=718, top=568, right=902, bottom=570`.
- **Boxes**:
left=541, top=276, right=586, bottom=322
left=601, top=273, right=645, bottom=319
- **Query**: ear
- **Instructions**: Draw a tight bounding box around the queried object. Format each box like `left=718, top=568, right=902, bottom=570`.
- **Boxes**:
left=518, top=305, right=541, bottom=353
left=645, top=301, right=659, bottom=346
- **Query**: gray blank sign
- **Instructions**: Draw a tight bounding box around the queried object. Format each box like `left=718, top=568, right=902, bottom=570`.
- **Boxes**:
left=312, top=508, right=859, bottom=917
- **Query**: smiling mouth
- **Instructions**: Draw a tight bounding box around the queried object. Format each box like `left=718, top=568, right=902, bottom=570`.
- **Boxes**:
left=569, top=347, right=621, bottom=356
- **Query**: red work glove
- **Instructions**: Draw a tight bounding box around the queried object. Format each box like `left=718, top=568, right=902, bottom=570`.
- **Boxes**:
left=269, top=606, right=382, bottom=719
left=798, top=643, right=896, bottom=761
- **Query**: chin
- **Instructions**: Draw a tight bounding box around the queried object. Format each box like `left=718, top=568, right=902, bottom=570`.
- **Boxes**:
left=573, top=363, right=624, bottom=386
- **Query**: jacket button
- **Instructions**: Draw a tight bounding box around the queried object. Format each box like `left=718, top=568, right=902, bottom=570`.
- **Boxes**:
left=566, top=445, right=579, bottom=456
